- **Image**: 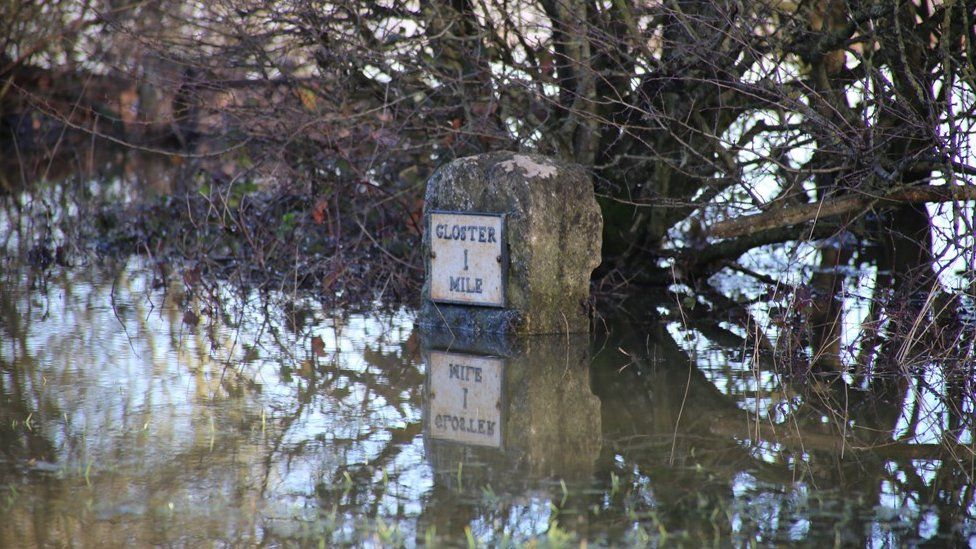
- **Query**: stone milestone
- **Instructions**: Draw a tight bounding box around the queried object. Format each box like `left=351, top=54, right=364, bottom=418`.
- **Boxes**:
left=419, top=152, right=603, bottom=334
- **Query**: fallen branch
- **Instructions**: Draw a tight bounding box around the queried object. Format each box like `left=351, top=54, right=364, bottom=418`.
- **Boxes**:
left=708, top=184, right=976, bottom=239
left=679, top=222, right=840, bottom=274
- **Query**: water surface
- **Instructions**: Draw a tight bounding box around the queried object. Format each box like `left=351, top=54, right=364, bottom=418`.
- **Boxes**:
left=2, top=255, right=974, bottom=546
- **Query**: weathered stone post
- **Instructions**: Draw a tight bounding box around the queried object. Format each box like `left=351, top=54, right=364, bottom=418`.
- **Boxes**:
left=418, top=152, right=603, bottom=335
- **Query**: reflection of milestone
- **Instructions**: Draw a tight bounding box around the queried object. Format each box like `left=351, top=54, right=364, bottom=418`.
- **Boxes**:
left=422, top=334, right=601, bottom=488
left=428, top=351, right=504, bottom=448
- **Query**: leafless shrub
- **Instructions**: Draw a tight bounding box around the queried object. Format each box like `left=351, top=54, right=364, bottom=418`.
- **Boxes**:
left=3, top=0, right=975, bottom=372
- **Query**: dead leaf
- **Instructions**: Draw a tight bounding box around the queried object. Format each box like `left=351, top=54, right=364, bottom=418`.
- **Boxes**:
left=183, top=310, right=199, bottom=326
left=312, top=199, right=329, bottom=225
left=322, top=263, right=348, bottom=291
left=182, top=265, right=201, bottom=287
left=311, top=335, right=326, bottom=357
left=296, top=87, right=318, bottom=111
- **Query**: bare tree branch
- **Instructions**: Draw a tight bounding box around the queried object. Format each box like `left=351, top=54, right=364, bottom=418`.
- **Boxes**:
left=708, top=185, right=976, bottom=240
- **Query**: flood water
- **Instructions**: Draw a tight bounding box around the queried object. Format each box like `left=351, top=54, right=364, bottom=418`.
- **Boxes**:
left=2, top=260, right=975, bottom=546
left=2, top=172, right=975, bottom=546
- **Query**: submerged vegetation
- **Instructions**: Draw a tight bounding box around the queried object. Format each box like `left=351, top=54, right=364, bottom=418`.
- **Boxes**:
left=2, top=0, right=976, bottom=545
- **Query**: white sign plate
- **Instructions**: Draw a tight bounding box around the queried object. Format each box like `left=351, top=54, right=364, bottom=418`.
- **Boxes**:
left=429, top=211, right=505, bottom=307
left=428, top=351, right=503, bottom=448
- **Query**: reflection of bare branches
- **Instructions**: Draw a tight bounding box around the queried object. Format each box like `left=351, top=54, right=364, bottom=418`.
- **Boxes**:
left=597, top=301, right=976, bottom=542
